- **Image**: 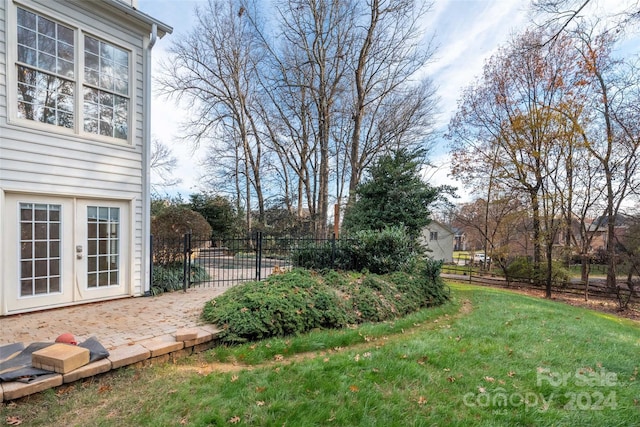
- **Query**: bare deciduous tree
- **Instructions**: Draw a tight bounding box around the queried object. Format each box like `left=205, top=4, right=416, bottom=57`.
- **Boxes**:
left=157, top=0, right=266, bottom=231
left=159, top=0, right=440, bottom=237
left=150, top=139, right=181, bottom=193
left=450, top=29, right=580, bottom=297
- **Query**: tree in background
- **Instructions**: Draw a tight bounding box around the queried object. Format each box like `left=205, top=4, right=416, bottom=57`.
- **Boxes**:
left=617, top=212, right=640, bottom=308
left=531, top=0, right=640, bottom=43
left=150, top=139, right=181, bottom=194
left=157, top=0, right=267, bottom=232
left=158, top=0, right=439, bottom=238
left=449, top=29, right=578, bottom=297
left=562, top=26, right=640, bottom=292
left=453, top=194, right=530, bottom=272
left=151, top=205, right=212, bottom=264
left=342, top=149, right=452, bottom=240
left=151, top=194, right=184, bottom=217
left=189, top=193, right=244, bottom=241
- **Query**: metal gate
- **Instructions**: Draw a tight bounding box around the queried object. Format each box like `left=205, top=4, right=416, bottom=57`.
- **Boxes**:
left=151, top=232, right=342, bottom=291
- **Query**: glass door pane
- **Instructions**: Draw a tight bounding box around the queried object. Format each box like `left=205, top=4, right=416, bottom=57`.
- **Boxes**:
left=19, top=203, right=62, bottom=296
left=86, top=205, right=120, bottom=287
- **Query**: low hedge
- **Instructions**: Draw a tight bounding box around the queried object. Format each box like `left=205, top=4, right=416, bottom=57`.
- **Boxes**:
left=292, top=226, right=418, bottom=274
left=202, top=264, right=448, bottom=343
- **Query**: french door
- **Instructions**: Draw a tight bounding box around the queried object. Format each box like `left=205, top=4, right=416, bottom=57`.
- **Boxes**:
left=75, top=200, right=130, bottom=300
left=4, top=195, right=130, bottom=314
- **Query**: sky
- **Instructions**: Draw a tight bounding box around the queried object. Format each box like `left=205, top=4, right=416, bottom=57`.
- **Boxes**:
left=137, top=0, right=530, bottom=200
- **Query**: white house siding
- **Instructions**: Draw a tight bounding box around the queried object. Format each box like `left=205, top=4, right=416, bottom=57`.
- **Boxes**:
left=0, top=0, right=6, bottom=313
left=420, top=221, right=454, bottom=263
left=0, top=0, right=168, bottom=314
left=0, top=0, right=6, bottom=120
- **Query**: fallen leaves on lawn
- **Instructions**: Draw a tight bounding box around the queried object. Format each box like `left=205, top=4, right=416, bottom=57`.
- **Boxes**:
left=228, top=416, right=241, bottom=424
left=349, top=385, right=360, bottom=393
left=5, top=416, right=22, bottom=426
left=55, top=385, right=75, bottom=396
left=417, top=396, right=428, bottom=405
left=230, top=374, right=239, bottom=382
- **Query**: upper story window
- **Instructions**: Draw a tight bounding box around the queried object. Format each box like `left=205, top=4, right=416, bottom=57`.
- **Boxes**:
left=429, top=231, right=438, bottom=241
left=17, top=8, right=75, bottom=128
left=15, top=7, right=130, bottom=142
left=83, top=36, right=129, bottom=139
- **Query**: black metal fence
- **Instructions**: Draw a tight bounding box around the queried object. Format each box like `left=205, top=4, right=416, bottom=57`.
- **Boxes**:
left=151, top=232, right=348, bottom=291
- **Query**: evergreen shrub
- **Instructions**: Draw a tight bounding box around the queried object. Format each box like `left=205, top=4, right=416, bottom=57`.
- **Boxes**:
left=292, top=226, right=416, bottom=274
left=202, top=265, right=448, bottom=344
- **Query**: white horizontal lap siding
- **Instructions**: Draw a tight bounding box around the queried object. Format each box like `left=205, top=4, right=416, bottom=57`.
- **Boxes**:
left=0, top=131, right=142, bottom=196
left=2, top=1, right=147, bottom=194
left=0, top=0, right=6, bottom=121
left=60, top=0, right=148, bottom=297
left=2, top=0, right=152, bottom=298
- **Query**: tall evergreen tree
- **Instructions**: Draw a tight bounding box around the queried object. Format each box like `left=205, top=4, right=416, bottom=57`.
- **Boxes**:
left=343, top=149, right=450, bottom=239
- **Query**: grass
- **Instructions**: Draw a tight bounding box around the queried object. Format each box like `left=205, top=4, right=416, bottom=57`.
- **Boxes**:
left=2, top=282, right=639, bottom=426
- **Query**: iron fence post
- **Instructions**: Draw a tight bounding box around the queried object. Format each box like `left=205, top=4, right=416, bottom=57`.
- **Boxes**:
left=183, top=233, right=192, bottom=292
left=188, top=233, right=192, bottom=288
left=331, top=233, right=336, bottom=267
left=149, top=235, right=154, bottom=295
left=255, top=231, right=263, bottom=281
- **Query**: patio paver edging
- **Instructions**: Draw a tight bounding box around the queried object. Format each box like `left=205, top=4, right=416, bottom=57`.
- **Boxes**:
left=0, top=325, right=221, bottom=402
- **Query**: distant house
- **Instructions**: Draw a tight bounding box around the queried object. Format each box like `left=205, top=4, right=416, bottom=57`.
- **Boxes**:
left=452, top=227, right=467, bottom=251
left=587, top=214, right=633, bottom=253
left=419, top=221, right=454, bottom=263
left=0, top=0, right=171, bottom=315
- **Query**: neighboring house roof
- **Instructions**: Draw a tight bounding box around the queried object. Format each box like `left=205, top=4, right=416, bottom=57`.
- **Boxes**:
left=428, top=220, right=454, bottom=235
left=588, top=214, right=633, bottom=232
left=451, top=226, right=465, bottom=236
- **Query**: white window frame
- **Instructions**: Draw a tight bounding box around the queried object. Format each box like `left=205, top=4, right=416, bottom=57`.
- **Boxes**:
left=7, top=1, right=133, bottom=145
left=86, top=205, right=121, bottom=288
left=19, top=202, right=64, bottom=297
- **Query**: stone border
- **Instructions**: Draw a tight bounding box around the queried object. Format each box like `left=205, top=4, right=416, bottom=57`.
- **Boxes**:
left=0, top=325, right=221, bottom=402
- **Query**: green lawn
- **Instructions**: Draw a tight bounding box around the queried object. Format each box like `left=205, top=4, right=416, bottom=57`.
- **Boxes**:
left=2, top=282, right=639, bottom=426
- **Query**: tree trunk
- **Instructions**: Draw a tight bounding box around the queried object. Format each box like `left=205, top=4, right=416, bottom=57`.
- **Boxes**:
left=581, top=253, right=591, bottom=301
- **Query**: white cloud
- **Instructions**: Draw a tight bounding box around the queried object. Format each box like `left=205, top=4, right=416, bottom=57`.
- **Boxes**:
left=426, top=1, right=529, bottom=121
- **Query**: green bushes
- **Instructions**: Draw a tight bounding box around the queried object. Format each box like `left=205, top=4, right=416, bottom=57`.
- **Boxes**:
left=505, top=257, right=571, bottom=286
left=293, top=226, right=417, bottom=274
left=151, top=206, right=212, bottom=265
left=202, top=265, right=448, bottom=344
left=202, top=270, right=351, bottom=343
left=150, top=263, right=210, bottom=295
left=348, top=227, right=417, bottom=274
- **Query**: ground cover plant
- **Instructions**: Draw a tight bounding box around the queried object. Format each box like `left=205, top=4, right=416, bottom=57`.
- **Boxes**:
left=2, top=282, right=639, bottom=426
left=150, top=263, right=210, bottom=295
left=201, top=267, right=449, bottom=343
